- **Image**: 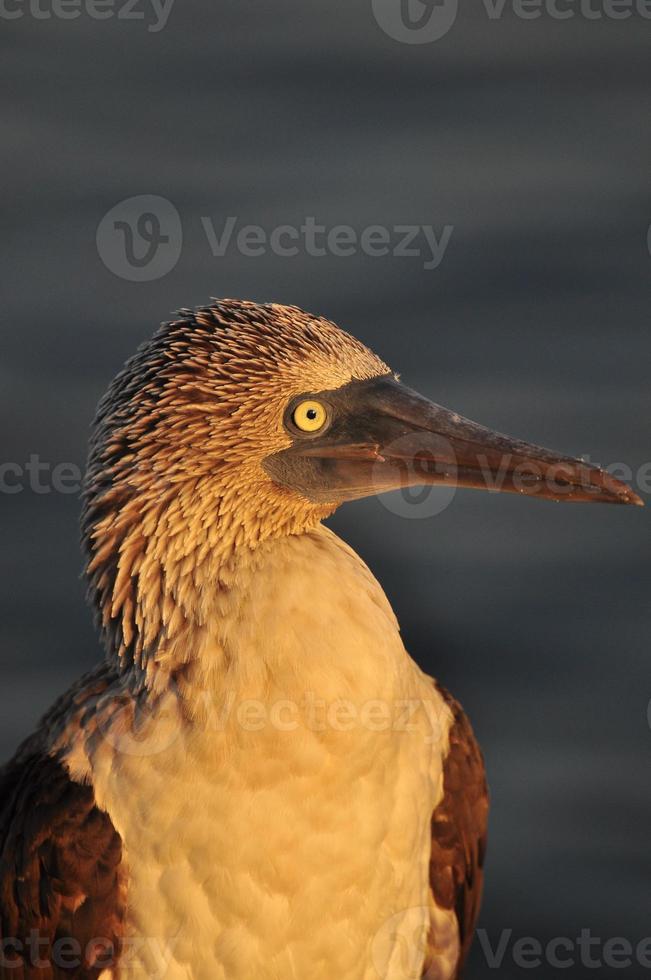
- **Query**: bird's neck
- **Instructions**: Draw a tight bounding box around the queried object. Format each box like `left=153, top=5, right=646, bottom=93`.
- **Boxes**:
left=146, top=524, right=405, bottom=718
left=83, top=475, right=334, bottom=692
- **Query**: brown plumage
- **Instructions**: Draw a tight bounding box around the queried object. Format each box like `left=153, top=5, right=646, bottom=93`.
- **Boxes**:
left=0, top=749, right=124, bottom=979
left=425, top=687, right=488, bottom=978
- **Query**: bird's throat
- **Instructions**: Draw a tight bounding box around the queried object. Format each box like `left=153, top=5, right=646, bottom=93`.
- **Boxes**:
left=82, top=475, right=334, bottom=691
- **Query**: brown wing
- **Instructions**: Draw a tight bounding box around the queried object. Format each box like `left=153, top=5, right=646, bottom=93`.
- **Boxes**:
left=423, top=684, right=489, bottom=980
left=0, top=749, right=124, bottom=979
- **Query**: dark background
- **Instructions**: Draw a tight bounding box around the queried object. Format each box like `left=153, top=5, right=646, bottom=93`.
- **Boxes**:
left=2, top=2, right=650, bottom=976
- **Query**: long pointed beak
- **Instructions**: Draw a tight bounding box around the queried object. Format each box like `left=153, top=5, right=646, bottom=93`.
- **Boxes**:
left=265, top=375, right=643, bottom=507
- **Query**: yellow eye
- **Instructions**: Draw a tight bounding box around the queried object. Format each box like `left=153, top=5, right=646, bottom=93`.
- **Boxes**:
left=292, top=400, right=327, bottom=433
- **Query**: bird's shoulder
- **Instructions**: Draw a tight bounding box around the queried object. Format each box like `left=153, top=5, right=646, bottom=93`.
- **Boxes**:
left=423, top=679, right=489, bottom=979
left=0, top=670, right=126, bottom=979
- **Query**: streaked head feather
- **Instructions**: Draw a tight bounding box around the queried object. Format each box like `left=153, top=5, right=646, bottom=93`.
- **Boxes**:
left=81, top=300, right=389, bottom=684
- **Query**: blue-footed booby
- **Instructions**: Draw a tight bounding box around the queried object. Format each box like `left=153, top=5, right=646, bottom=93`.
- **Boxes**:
left=0, top=300, right=642, bottom=980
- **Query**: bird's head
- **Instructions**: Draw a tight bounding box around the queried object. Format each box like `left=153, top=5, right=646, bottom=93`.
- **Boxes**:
left=82, top=299, right=640, bottom=677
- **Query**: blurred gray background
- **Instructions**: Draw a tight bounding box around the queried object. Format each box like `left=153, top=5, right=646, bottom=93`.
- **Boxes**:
left=2, top=1, right=650, bottom=975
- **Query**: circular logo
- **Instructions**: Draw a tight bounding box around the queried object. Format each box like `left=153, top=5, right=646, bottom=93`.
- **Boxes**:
left=373, top=433, right=458, bottom=519
left=96, top=194, right=182, bottom=282
left=372, top=906, right=431, bottom=979
left=96, top=697, right=183, bottom=757
left=371, top=0, right=458, bottom=44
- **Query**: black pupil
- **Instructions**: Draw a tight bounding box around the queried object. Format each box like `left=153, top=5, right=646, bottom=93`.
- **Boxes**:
left=306, top=408, right=318, bottom=420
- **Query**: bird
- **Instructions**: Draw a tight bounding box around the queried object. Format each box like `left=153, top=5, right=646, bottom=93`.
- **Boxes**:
left=0, top=299, right=642, bottom=980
